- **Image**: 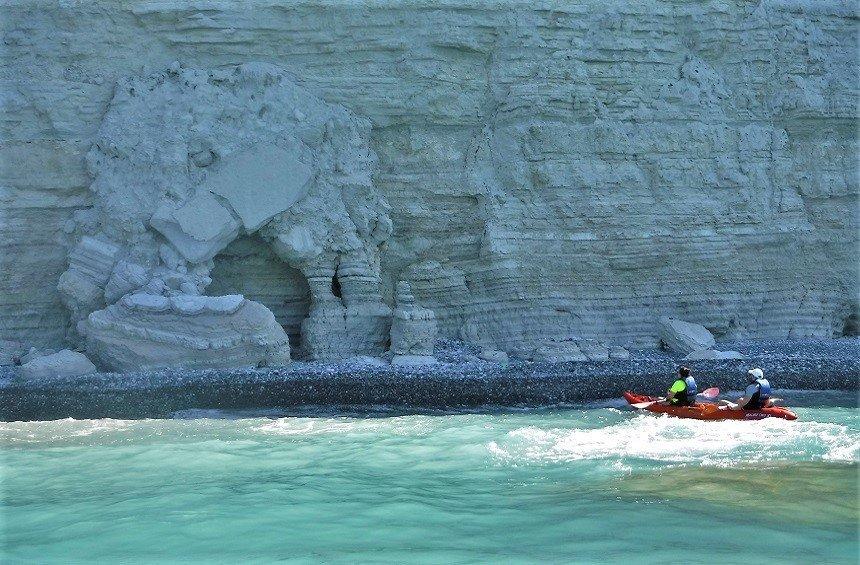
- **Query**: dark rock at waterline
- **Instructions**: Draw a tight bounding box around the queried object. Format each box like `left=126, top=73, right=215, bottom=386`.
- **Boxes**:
left=1, top=338, right=857, bottom=421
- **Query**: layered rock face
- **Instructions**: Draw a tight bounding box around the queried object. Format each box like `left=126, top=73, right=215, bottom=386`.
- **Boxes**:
left=1, top=1, right=857, bottom=360
left=85, top=294, right=290, bottom=372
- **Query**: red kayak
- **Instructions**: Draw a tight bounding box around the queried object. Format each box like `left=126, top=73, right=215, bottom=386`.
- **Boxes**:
left=623, top=391, right=797, bottom=421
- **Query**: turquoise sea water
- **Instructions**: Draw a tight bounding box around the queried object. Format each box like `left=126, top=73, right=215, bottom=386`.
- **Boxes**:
left=1, top=392, right=857, bottom=564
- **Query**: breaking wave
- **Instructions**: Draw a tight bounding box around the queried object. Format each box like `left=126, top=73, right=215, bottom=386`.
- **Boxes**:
left=487, top=413, right=859, bottom=466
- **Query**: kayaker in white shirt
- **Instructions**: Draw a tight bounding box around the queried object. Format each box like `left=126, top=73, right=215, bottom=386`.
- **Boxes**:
left=720, top=368, right=773, bottom=410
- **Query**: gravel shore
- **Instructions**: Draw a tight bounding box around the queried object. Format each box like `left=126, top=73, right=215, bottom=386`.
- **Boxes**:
left=1, top=338, right=857, bottom=421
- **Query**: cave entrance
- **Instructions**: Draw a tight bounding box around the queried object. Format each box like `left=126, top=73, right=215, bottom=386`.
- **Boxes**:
left=208, top=235, right=310, bottom=351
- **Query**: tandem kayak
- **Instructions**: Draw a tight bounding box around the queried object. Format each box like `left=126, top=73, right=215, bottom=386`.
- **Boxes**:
left=623, top=391, right=798, bottom=421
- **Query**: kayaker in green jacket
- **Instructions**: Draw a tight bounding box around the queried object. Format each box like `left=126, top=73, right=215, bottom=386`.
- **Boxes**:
left=666, top=366, right=697, bottom=406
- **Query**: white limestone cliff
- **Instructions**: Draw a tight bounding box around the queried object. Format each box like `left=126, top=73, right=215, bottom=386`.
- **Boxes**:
left=1, top=1, right=857, bottom=364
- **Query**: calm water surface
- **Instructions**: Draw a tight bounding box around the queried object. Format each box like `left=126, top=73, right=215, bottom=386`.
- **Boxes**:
left=1, top=392, right=857, bottom=563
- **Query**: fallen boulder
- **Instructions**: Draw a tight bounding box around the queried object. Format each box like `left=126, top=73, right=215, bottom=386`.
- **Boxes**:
left=19, top=347, right=57, bottom=365
left=205, top=142, right=312, bottom=232
left=659, top=316, right=716, bottom=355
left=532, top=339, right=588, bottom=362
left=83, top=293, right=290, bottom=371
left=479, top=349, right=509, bottom=363
left=609, top=346, right=631, bottom=360
left=57, top=236, right=121, bottom=324
left=19, top=349, right=96, bottom=379
left=149, top=192, right=241, bottom=263
left=578, top=339, right=609, bottom=361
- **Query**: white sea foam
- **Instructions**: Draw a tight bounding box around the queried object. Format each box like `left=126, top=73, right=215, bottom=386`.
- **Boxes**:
left=254, top=415, right=433, bottom=436
left=488, top=414, right=859, bottom=466
left=256, top=418, right=347, bottom=435
left=0, top=418, right=135, bottom=443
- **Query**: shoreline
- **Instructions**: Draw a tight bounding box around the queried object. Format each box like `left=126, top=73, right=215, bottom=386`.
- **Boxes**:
left=2, top=338, right=857, bottom=421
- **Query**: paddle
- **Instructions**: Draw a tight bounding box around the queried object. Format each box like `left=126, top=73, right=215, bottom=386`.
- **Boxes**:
left=631, top=387, right=720, bottom=409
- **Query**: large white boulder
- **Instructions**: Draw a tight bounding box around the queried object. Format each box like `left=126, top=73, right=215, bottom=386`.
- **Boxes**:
left=149, top=192, right=241, bottom=263
left=19, top=349, right=96, bottom=379
left=83, top=293, right=290, bottom=371
left=205, top=141, right=312, bottom=232
left=578, top=339, right=609, bottom=361
left=57, top=236, right=121, bottom=323
left=479, top=349, right=509, bottom=363
left=609, top=346, right=631, bottom=360
left=659, top=316, right=716, bottom=355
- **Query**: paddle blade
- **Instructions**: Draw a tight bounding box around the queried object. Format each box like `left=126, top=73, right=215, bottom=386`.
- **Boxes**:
left=698, top=387, right=719, bottom=400
left=631, top=401, right=657, bottom=409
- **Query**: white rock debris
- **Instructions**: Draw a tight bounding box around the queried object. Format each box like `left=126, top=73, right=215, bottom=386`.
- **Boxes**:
left=19, top=347, right=56, bottom=365
left=18, top=350, right=96, bottom=379
left=609, top=346, right=631, bottom=361
left=50, top=63, right=394, bottom=366
left=57, top=237, right=121, bottom=334
left=206, top=142, right=313, bottom=232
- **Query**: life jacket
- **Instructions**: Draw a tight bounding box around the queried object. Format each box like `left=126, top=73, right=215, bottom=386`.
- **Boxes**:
left=745, top=378, right=771, bottom=409
left=671, top=376, right=698, bottom=405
